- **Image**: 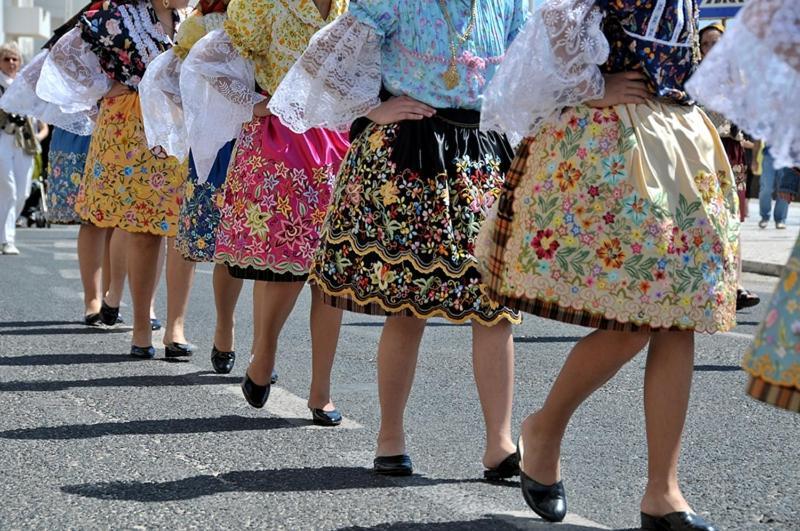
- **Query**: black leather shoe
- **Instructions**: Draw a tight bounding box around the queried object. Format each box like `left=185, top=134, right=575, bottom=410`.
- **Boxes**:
left=641, top=512, right=718, bottom=531
left=84, top=313, right=102, bottom=327
left=130, top=345, right=156, bottom=359
left=150, top=318, right=162, bottom=331
left=484, top=451, right=520, bottom=481
left=373, top=455, right=413, bottom=476
left=521, top=472, right=566, bottom=522
left=271, top=369, right=278, bottom=385
left=165, top=342, right=195, bottom=358
left=310, top=408, right=342, bottom=427
left=211, top=346, right=235, bottom=374
left=241, top=372, right=270, bottom=408
left=99, top=301, right=120, bottom=326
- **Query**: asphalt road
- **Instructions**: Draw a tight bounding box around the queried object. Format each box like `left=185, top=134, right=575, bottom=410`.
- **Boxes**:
left=0, top=226, right=797, bottom=530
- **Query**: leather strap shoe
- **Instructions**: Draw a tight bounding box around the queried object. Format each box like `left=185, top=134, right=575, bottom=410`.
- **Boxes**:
left=641, top=511, right=718, bottom=531
left=373, top=454, right=412, bottom=476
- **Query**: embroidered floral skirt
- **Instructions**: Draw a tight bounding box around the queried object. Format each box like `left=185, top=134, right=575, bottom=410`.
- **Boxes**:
left=75, top=92, right=188, bottom=236
left=46, top=127, right=90, bottom=224
left=213, top=116, right=348, bottom=282
left=175, top=142, right=235, bottom=262
left=311, top=110, right=520, bottom=325
left=477, top=101, right=739, bottom=333
left=743, top=234, right=800, bottom=412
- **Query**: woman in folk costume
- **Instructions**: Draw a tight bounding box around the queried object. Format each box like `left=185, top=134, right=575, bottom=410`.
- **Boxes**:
left=270, top=0, right=527, bottom=477
left=478, top=0, right=739, bottom=528
left=688, top=0, right=800, bottom=413
left=182, top=0, right=350, bottom=425
left=139, top=0, right=241, bottom=373
left=38, top=0, right=192, bottom=358
left=0, top=3, right=129, bottom=327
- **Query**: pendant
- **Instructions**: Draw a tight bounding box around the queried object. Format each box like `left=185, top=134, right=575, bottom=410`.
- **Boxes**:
left=442, top=60, right=460, bottom=90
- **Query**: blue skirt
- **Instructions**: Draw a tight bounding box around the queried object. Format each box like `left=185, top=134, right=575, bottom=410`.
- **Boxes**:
left=46, top=128, right=91, bottom=224
left=175, top=140, right=235, bottom=262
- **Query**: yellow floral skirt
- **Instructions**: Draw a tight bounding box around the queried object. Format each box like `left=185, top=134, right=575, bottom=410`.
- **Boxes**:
left=477, top=101, right=740, bottom=333
left=75, top=92, right=187, bottom=236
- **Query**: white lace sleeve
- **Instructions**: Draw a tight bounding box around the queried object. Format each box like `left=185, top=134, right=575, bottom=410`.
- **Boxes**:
left=687, top=0, right=800, bottom=169
left=269, top=13, right=382, bottom=134
left=139, top=49, right=188, bottom=161
left=181, top=29, right=265, bottom=183
left=36, top=28, right=111, bottom=116
left=0, top=50, right=95, bottom=136
left=480, top=0, right=608, bottom=139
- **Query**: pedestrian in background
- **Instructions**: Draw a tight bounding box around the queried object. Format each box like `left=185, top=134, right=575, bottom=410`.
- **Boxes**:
left=0, top=42, right=48, bottom=256
left=759, top=147, right=790, bottom=229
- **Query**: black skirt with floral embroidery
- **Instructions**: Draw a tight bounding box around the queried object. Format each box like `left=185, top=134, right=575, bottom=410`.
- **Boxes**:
left=310, top=108, right=520, bottom=325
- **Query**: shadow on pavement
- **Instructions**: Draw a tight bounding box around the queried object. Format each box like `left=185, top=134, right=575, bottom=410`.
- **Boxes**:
left=694, top=364, right=742, bottom=372
left=0, top=327, right=129, bottom=336
left=514, top=336, right=583, bottom=344
left=0, top=371, right=240, bottom=392
left=0, top=353, right=140, bottom=366
left=61, top=467, right=469, bottom=501
left=0, top=415, right=300, bottom=440
left=338, top=516, right=614, bottom=530
left=0, top=320, right=79, bottom=328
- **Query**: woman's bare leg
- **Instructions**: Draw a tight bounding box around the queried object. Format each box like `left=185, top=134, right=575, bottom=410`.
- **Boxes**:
left=212, top=263, right=243, bottom=352
left=472, top=320, right=517, bottom=468
left=376, top=316, right=427, bottom=457
left=150, top=237, right=166, bottom=321
left=307, top=285, right=343, bottom=411
left=77, top=223, right=106, bottom=316
left=520, top=330, right=650, bottom=485
left=104, top=228, right=128, bottom=308
left=163, top=237, right=196, bottom=345
left=640, top=331, right=694, bottom=517
left=127, top=232, right=162, bottom=347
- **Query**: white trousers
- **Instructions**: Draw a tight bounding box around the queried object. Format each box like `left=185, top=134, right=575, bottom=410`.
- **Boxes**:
left=0, top=133, right=34, bottom=244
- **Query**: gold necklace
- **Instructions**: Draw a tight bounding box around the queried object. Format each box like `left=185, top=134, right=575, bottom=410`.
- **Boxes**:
left=438, top=0, right=478, bottom=90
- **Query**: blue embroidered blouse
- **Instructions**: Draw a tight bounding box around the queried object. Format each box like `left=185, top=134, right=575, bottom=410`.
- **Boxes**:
left=350, top=0, right=528, bottom=110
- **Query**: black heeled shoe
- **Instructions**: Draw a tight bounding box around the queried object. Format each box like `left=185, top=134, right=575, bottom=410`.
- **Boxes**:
left=99, top=301, right=120, bottom=326
left=483, top=451, right=520, bottom=481
left=130, top=345, right=156, bottom=359
left=84, top=313, right=102, bottom=327
left=211, top=346, right=235, bottom=374
left=241, top=372, right=270, bottom=408
left=519, top=437, right=566, bottom=522
left=641, top=512, right=717, bottom=531
left=373, top=454, right=413, bottom=476
left=310, top=408, right=342, bottom=427
left=165, top=342, right=195, bottom=358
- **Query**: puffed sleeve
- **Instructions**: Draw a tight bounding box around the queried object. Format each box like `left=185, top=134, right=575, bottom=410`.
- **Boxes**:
left=36, top=27, right=112, bottom=118
left=0, top=50, right=96, bottom=136
left=269, top=11, right=386, bottom=133
left=348, top=0, right=399, bottom=38
left=180, top=28, right=266, bottom=182
left=480, top=0, right=608, bottom=140
left=687, top=0, right=800, bottom=169
left=139, top=49, right=186, bottom=159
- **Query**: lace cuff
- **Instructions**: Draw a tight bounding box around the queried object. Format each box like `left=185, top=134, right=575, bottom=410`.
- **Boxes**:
left=36, top=28, right=111, bottom=116
left=480, top=0, right=608, bottom=139
left=181, top=29, right=264, bottom=182
left=269, top=13, right=382, bottom=134
left=139, top=49, right=188, bottom=161
left=687, top=0, right=800, bottom=169
left=0, top=51, right=94, bottom=136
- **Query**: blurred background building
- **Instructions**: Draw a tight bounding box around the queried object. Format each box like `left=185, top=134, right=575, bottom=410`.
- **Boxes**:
left=1, top=0, right=83, bottom=58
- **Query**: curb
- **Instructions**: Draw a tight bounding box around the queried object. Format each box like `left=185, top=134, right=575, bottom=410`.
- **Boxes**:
left=742, top=260, right=784, bottom=277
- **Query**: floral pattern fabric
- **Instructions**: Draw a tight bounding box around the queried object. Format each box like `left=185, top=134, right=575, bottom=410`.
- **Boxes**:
left=80, top=0, right=178, bottom=88
left=348, top=0, right=528, bottom=110
left=311, top=117, right=520, bottom=325
left=175, top=142, right=234, bottom=261
left=75, top=92, right=187, bottom=236
left=46, top=128, right=91, bottom=224
left=743, top=235, right=800, bottom=412
left=213, top=115, right=348, bottom=276
left=225, top=0, right=349, bottom=95
left=477, top=101, right=739, bottom=333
